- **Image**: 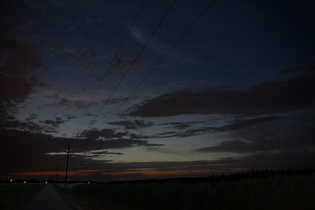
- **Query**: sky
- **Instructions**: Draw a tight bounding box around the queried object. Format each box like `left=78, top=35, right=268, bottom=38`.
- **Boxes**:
left=1, top=0, right=315, bottom=181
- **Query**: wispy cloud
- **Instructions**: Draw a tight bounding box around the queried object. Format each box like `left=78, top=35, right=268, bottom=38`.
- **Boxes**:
left=108, top=120, right=154, bottom=129
left=40, top=117, right=69, bottom=128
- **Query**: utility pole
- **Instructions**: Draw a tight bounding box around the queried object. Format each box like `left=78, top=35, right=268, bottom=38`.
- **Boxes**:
left=55, top=164, right=59, bottom=182
left=65, top=142, right=70, bottom=190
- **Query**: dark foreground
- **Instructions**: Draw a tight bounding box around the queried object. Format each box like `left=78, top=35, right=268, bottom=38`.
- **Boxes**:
left=61, top=170, right=315, bottom=210
left=23, top=184, right=73, bottom=210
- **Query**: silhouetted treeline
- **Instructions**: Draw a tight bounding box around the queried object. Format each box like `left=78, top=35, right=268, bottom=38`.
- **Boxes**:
left=105, top=166, right=315, bottom=185
left=1, top=166, right=314, bottom=184
left=70, top=167, right=315, bottom=210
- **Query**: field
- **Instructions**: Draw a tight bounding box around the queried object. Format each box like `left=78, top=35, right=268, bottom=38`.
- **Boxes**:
left=0, top=183, right=44, bottom=209
left=60, top=170, right=315, bottom=210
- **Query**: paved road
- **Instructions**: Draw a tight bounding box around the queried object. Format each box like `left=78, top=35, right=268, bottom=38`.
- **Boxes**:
left=23, top=184, right=73, bottom=210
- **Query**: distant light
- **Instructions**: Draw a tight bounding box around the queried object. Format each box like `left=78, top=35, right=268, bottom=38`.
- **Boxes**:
left=45, top=182, right=48, bottom=184
left=10, top=179, right=13, bottom=183
left=88, top=182, right=90, bottom=184
left=24, top=181, right=26, bottom=184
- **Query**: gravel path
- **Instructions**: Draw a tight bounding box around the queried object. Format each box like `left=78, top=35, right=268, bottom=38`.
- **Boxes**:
left=23, top=184, right=73, bottom=210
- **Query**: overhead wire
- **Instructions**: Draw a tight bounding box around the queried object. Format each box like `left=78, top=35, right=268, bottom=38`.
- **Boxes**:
left=86, top=0, right=178, bottom=131
left=110, top=0, right=217, bottom=118
left=74, top=0, right=217, bottom=154
left=68, top=1, right=147, bottom=156
left=69, top=0, right=146, bottom=140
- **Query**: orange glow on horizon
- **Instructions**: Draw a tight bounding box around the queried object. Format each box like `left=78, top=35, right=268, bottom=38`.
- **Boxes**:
left=10, top=170, right=94, bottom=178
left=8, top=167, right=248, bottom=180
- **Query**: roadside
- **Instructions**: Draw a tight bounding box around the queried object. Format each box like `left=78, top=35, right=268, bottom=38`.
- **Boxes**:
left=0, top=183, right=44, bottom=210
left=54, top=184, right=126, bottom=210
left=22, top=184, right=73, bottom=210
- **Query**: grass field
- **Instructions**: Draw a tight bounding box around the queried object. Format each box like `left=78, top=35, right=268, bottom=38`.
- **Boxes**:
left=0, top=183, right=44, bottom=209
left=59, top=172, right=315, bottom=210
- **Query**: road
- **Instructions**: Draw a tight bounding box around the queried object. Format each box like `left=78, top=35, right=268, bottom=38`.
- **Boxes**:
left=23, top=184, right=73, bottom=210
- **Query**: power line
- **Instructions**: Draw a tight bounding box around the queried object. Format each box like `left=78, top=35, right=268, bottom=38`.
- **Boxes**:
left=69, top=0, right=146, bottom=139
left=86, top=0, right=178, bottom=130
left=65, top=1, right=147, bottom=179
left=64, top=142, right=70, bottom=189
left=73, top=0, right=216, bottom=155
left=111, top=0, right=217, bottom=117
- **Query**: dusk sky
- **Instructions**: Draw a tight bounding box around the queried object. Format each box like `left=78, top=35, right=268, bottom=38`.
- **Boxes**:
left=1, top=0, right=315, bottom=181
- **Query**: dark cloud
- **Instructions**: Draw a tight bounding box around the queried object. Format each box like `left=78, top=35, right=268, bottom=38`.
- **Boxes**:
left=26, top=113, right=40, bottom=121
left=214, top=149, right=315, bottom=169
left=65, top=115, right=78, bottom=120
left=75, top=139, right=162, bottom=153
left=108, top=120, right=154, bottom=129
left=117, top=116, right=288, bottom=141
left=278, top=62, right=315, bottom=75
left=195, top=139, right=254, bottom=153
left=153, top=127, right=211, bottom=139
left=79, top=128, right=128, bottom=140
left=0, top=37, right=46, bottom=121
left=127, top=76, right=315, bottom=117
left=87, top=151, right=123, bottom=157
left=194, top=114, right=315, bottom=154
left=145, top=147, right=184, bottom=156
left=0, top=119, right=55, bottom=133
left=105, top=95, right=138, bottom=105
left=76, top=128, right=163, bottom=152
left=40, top=117, right=69, bottom=128
left=0, top=129, right=71, bottom=175
left=0, top=128, right=162, bottom=178
left=162, top=122, right=191, bottom=130
left=216, top=116, right=282, bottom=132
left=47, top=95, right=89, bottom=110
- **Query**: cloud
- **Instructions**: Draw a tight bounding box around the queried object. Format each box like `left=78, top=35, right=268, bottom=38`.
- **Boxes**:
left=26, top=113, right=40, bottom=121
left=194, top=139, right=254, bottom=153
left=127, top=75, right=315, bottom=117
left=216, top=116, right=282, bottom=132
left=214, top=149, right=315, bottom=169
left=105, top=95, right=139, bottom=105
left=0, top=38, right=46, bottom=120
left=145, top=147, right=185, bottom=156
left=114, top=117, right=290, bottom=141
left=86, top=150, right=123, bottom=157
left=108, top=120, right=154, bottom=129
left=164, top=122, right=191, bottom=129
left=76, top=128, right=163, bottom=151
left=0, top=119, right=55, bottom=133
left=194, top=114, right=315, bottom=154
left=40, top=117, right=69, bottom=128
left=75, top=139, right=162, bottom=153
left=0, top=128, right=162, bottom=178
left=46, top=94, right=89, bottom=110
left=79, top=128, right=128, bottom=140
left=0, top=39, right=46, bottom=76
left=0, top=129, right=72, bottom=175
left=277, top=62, right=315, bottom=75
left=39, top=87, right=108, bottom=110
